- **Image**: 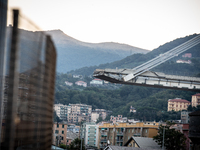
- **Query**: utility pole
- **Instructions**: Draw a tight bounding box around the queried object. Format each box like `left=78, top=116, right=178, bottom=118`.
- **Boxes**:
left=162, top=126, right=165, bottom=150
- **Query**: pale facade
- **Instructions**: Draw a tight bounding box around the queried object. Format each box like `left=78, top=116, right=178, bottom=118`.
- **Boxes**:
left=53, top=123, right=68, bottom=146
left=90, top=79, right=103, bottom=85
left=54, top=103, right=92, bottom=123
left=91, top=112, right=100, bottom=122
left=110, top=115, right=123, bottom=123
left=85, top=124, right=99, bottom=147
left=191, top=93, right=200, bottom=107
left=75, top=81, right=87, bottom=87
left=168, top=98, right=191, bottom=111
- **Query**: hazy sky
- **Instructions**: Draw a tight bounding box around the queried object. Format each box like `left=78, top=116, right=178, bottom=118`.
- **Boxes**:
left=8, top=0, right=200, bottom=50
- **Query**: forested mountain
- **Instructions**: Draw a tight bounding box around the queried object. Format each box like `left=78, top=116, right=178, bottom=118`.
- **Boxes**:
left=68, top=34, right=200, bottom=77
left=45, top=30, right=149, bottom=73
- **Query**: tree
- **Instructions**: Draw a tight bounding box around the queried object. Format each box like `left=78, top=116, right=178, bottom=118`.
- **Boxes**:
left=60, top=144, right=67, bottom=149
left=153, top=122, right=186, bottom=150
left=67, top=138, right=85, bottom=150
left=96, top=116, right=103, bottom=123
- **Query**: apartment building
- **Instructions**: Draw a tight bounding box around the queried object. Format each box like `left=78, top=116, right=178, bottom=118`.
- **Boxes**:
left=181, top=110, right=190, bottom=123
left=191, top=93, right=200, bottom=107
left=52, top=123, right=68, bottom=146
left=92, top=109, right=112, bottom=120
left=81, top=122, right=99, bottom=147
left=168, top=98, right=191, bottom=111
left=54, top=103, right=92, bottom=123
left=98, top=122, right=159, bottom=149
left=110, top=115, right=123, bottom=123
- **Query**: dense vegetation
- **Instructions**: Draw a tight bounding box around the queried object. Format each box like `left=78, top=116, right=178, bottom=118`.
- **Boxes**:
left=55, top=76, right=197, bottom=121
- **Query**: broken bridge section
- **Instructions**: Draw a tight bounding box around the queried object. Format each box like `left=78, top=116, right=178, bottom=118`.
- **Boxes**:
left=93, top=68, right=200, bottom=91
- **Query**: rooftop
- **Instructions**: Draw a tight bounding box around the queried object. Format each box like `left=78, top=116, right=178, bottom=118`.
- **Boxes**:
left=168, top=98, right=190, bottom=103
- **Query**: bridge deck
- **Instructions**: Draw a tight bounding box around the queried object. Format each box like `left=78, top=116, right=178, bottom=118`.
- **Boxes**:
left=93, top=69, right=200, bottom=91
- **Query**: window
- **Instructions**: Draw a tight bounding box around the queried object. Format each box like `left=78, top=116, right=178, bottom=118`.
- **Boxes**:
left=61, top=137, right=63, bottom=140
left=55, top=130, right=59, bottom=134
left=62, top=125, right=64, bottom=128
left=128, top=129, right=130, bottom=133
left=132, top=129, right=134, bottom=133
left=62, top=131, right=64, bottom=134
left=57, top=124, right=59, bottom=128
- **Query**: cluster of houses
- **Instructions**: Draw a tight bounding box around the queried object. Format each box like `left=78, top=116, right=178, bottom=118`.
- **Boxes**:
left=65, top=77, right=106, bottom=88
left=53, top=93, right=200, bottom=150
left=176, top=53, right=192, bottom=64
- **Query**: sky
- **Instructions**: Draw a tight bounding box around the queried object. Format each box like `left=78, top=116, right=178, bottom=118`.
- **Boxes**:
left=8, top=0, right=200, bottom=50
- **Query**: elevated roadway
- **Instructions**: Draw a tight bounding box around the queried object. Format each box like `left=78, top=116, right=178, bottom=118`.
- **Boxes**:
left=93, top=68, right=200, bottom=92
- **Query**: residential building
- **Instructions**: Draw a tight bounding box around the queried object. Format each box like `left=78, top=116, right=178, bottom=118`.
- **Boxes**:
left=176, top=60, right=192, bottom=64
left=54, top=104, right=70, bottom=121
left=67, top=124, right=80, bottom=134
left=53, top=123, right=68, bottom=146
left=130, top=106, right=136, bottom=113
left=73, top=75, right=83, bottom=79
left=84, top=123, right=99, bottom=147
left=98, top=122, right=159, bottom=149
left=168, top=98, right=191, bottom=111
left=91, top=112, right=100, bottom=122
left=92, top=109, right=112, bottom=120
left=124, top=137, right=161, bottom=149
left=90, top=79, right=103, bottom=85
left=75, top=81, right=87, bottom=87
left=54, top=103, right=92, bottom=123
left=110, top=115, right=123, bottom=123
left=182, top=53, right=192, bottom=58
left=191, top=93, right=200, bottom=107
left=65, top=81, right=73, bottom=86
left=66, top=131, right=78, bottom=146
left=181, top=110, right=190, bottom=123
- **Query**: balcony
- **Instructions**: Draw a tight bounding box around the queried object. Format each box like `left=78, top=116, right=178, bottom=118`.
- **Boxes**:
left=116, top=139, right=123, bottom=142
left=116, top=132, right=123, bottom=136
left=101, top=132, right=107, bottom=136
left=100, top=139, right=107, bottom=142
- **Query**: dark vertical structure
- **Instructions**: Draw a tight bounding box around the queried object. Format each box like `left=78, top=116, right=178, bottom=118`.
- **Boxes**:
left=189, top=110, right=200, bottom=150
left=0, top=0, right=7, bottom=143
left=0, top=9, right=57, bottom=150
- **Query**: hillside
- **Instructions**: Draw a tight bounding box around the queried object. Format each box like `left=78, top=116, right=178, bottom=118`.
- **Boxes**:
left=45, top=30, right=149, bottom=73
left=68, top=34, right=200, bottom=77
left=55, top=33, right=200, bottom=122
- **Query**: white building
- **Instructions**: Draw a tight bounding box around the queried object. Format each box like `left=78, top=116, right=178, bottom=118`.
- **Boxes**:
left=75, top=81, right=87, bottom=87
left=54, top=104, right=66, bottom=118
left=90, top=79, right=103, bottom=85
left=91, top=112, right=100, bottom=122
left=81, top=123, right=99, bottom=147
left=65, top=81, right=73, bottom=86
left=176, top=59, right=191, bottom=64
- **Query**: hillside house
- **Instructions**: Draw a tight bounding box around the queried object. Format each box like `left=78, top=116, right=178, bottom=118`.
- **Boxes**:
left=90, top=78, right=103, bottom=85
left=168, top=98, right=191, bottom=111
left=75, top=81, right=87, bottom=87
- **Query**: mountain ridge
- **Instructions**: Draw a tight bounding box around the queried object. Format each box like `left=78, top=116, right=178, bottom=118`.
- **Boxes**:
left=68, top=33, right=200, bottom=76
left=45, top=30, right=150, bottom=73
